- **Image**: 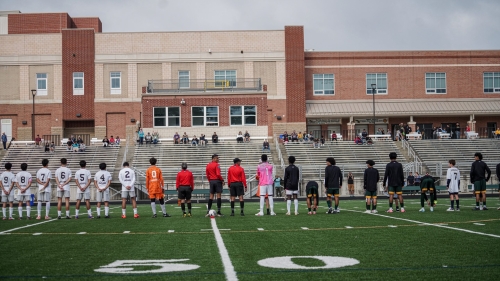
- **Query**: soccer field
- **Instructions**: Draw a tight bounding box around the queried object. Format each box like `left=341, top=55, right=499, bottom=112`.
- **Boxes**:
left=1, top=198, right=499, bottom=280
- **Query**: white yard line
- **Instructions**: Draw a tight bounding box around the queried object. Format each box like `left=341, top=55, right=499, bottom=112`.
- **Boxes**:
left=211, top=218, right=238, bottom=281
left=345, top=209, right=500, bottom=239
left=0, top=218, right=57, bottom=234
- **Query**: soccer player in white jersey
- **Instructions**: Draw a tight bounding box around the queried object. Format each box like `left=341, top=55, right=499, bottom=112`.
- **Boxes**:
left=446, top=159, right=461, bottom=211
left=1, top=162, right=16, bottom=220
left=55, top=158, right=72, bottom=219
left=119, top=162, right=139, bottom=219
left=14, top=163, right=32, bottom=219
left=256, top=154, right=275, bottom=216
left=74, top=160, right=93, bottom=219
left=94, top=163, right=112, bottom=219
left=36, top=159, right=52, bottom=220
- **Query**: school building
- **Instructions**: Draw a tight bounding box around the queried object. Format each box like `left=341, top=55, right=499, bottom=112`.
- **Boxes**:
left=0, top=10, right=499, bottom=143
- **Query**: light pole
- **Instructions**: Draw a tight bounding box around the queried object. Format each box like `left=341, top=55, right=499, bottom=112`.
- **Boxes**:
left=31, top=89, right=36, bottom=141
left=371, top=83, right=376, bottom=135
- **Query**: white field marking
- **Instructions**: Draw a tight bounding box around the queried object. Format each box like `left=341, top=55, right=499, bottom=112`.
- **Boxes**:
left=123, top=231, right=130, bottom=234
left=345, top=226, right=353, bottom=229
left=0, top=218, right=57, bottom=235
left=168, top=230, right=175, bottom=233
left=77, top=232, right=87, bottom=235
left=301, top=227, right=309, bottom=230
left=388, top=225, right=397, bottom=228
left=473, top=223, right=485, bottom=226
left=33, top=232, right=42, bottom=236
left=201, top=229, right=213, bottom=231
left=257, top=228, right=264, bottom=231
left=219, top=229, right=231, bottom=231
left=211, top=217, right=238, bottom=281
left=345, top=209, right=500, bottom=239
left=174, top=207, right=201, bottom=209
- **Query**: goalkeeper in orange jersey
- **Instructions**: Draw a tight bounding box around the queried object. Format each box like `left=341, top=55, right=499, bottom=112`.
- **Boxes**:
left=146, top=157, right=170, bottom=218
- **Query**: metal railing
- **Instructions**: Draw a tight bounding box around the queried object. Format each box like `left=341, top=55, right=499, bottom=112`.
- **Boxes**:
left=401, top=140, right=423, bottom=174
left=274, top=134, right=285, bottom=168
left=147, top=78, right=262, bottom=93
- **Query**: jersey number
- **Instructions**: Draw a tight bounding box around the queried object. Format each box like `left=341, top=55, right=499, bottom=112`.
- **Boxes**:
left=100, top=175, right=105, bottom=181
left=40, top=174, right=45, bottom=181
left=80, top=174, right=85, bottom=182
left=151, top=171, right=157, bottom=179
left=20, top=176, right=25, bottom=184
left=3, top=177, right=8, bottom=184
left=60, top=172, right=65, bottom=180
left=454, top=173, right=458, bottom=180
left=125, top=171, right=130, bottom=179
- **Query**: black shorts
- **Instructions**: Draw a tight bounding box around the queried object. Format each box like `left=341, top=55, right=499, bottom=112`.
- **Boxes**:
left=230, top=182, right=244, bottom=197
left=209, top=180, right=223, bottom=194
left=178, top=186, right=192, bottom=200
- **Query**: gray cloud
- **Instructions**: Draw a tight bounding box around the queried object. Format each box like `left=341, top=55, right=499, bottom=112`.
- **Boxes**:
left=1, top=0, right=499, bottom=51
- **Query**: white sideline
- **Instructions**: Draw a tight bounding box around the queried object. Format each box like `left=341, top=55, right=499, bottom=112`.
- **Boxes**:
left=211, top=218, right=238, bottom=281
left=0, top=219, right=56, bottom=234
left=346, top=209, right=500, bottom=239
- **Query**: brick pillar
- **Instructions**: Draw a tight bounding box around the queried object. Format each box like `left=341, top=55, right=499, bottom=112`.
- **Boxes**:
left=467, top=120, right=476, bottom=132
left=408, top=122, right=416, bottom=133
left=347, top=122, right=356, bottom=141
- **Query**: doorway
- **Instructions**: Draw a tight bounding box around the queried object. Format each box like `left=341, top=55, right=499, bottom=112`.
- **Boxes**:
left=1, top=119, right=12, bottom=140
left=416, top=123, right=433, bottom=139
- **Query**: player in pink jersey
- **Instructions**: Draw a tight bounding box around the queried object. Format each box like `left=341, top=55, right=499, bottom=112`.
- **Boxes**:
left=256, top=154, right=275, bottom=216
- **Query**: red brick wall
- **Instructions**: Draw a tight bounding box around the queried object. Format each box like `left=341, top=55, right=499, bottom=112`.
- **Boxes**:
left=106, top=113, right=126, bottom=138
left=71, top=18, right=102, bottom=32
left=94, top=102, right=142, bottom=127
left=62, top=29, right=95, bottom=121
left=35, top=114, right=52, bottom=138
left=8, top=13, right=71, bottom=34
left=305, top=51, right=500, bottom=101
left=285, top=26, right=306, bottom=122
left=141, top=95, right=268, bottom=128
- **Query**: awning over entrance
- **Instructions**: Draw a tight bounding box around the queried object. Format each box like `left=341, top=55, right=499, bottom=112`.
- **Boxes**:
left=306, top=99, right=500, bottom=117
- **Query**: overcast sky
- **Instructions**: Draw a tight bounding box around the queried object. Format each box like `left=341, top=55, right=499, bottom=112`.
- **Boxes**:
left=2, top=0, right=499, bottom=51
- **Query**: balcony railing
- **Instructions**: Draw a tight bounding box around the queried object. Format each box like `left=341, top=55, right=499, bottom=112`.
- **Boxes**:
left=147, top=78, right=262, bottom=93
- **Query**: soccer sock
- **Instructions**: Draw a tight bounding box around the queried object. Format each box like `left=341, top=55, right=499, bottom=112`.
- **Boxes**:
left=476, top=201, right=479, bottom=207
left=17, top=206, right=22, bottom=217
left=133, top=208, right=137, bottom=215
left=267, top=208, right=270, bottom=215
left=160, top=204, right=166, bottom=214
left=268, top=196, right=274, bottom=213
left=240, top=201, right=244, bottom=212
left=373, top=204, right=377, bottom=210
left=294, top=199, right=298, bottom=213
left=26, top=206, right=31, bottom=217
left=308, top=207, right=311, bottom=211
left=366, top=204, right=370, bottom=210
left=327, top=200, right=332, bottom=208
left=88, top=209, right=92, bottom=216
left=37, top=202, right=42, bottom=217
left=151, top=202, right=156, bottom=214
left=483, top=198, right=486, bottom=207
left=335, top=204, right=338, bottom=210
left=451, top=200, right=454, bottom=208
left=9, top=207, right=13, bottom=218
left=181, top=203, right=185, bottom=213
left=456, top=200, right=459, bottom=209
left=57, top=210, right=61, bottom=216
left=105, top=207, right=109, bottom=216
left=65, top=210, right=70, bottom=217
left=75, top=209, right=79, bottom=216
left=122, top=209, right=126, bottom=215
left=188, top=203, right=192, bottom=213
left=208, top=199, right=213, bottom=212
left=217, top=198, right=221, bottom=212
left=287, top=200, right=291, bottom=213
left=259, top=196, right=265, bottom=213
left=230, top=201, right=235, bottom=213
left=46, top=202, right=50, bottom=217
left=401, top=202, right=404, bottom=208
left=2, top=207, right=6, bottom=217
left=97, top=207, right=101, bottom=216
left=389, top=202, right=393, bottom=208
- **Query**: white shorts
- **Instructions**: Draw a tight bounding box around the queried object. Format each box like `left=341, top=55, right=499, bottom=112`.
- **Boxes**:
left=76, top=193, right=91, bottom=201
left=57, top=190, right=70, bottom=198
left=38, top=191, right=51, bottom=202
left=121, top=190, right=136, bottom=199
left=96, top=191, right=110, bottom=202
left=259, top=184, right=274, bottom=196
left=1, top=193, right=15, bottom=203
left=285, top=189, right=299, bottom=196
left=18, top=194, right=31, bottom=202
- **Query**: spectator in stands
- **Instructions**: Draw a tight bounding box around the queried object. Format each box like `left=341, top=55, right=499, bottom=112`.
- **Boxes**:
left=115, top=136, right=121, bottom=146
left=291, top=130, right=298, bottom=142
left=405, top=124, right=412, bottom=140
left=414, top=172, right=421, bottom=189
left=282, top=131, right=289, bottom=143
left=331, top=131, right=338, bottom=142
left=35, top=135, right=42, bottom=147
left=355, top=136, right=362, bottom=145
left=386, top=129, right=391, bottom=136
left=109, top=135, right=115, bottom=145
left=152, top=132, right=159, bottom=145
left=395, top=130, right=402, bottom=141
left=138, top=129, right=144, bottom=145
left=71, top=135, right=77, bottom=143
left=466, top=125, right=471, bottom=132
left=236, top=131, right=244, bottom=143
left=182, top=132, right=189, bottom=144
left=361, top=129, right=368, bottom=144
left=415, top=126, right=421, bottom=134
left=381, top=128, right=385, bottom=134
left=212, top=132, right=219, bottom=143
left=50, top=141, right=55, bottom=153
left=72, top=142, right=79, bottom=152
left=320, top=135, right=325, bottom=146
left=66, top=139, right=73, bottom=151
left=376, top=128, right=382, bottom=135
left=366, top=137, right=373, bottom=145
left=102, top=136, right=110, bottom=147
left=79, top=142, right=86, bottom=152
left=298, top=132, right=304, bottom=142
left=347, top=172, right=354, bottom=197
left=313, top=138, right=320, bottom=148
left=44, top=142, right=50, bottom=153
left=445, top=125, right=451, bottom=134
left=263, top=139, right=270, bottom=152
left=199, top=134, right=207, bottom=146
left=77, top=136, right=83, bottom=144
left=173, top=132, right=180, bottom=144
left=407, top=172, right=415, bottom=195
left=191, top=135, right=199, bottom=146
left=303, top=132, right=309, bottom=142
left=1, top=132, right=7, bottom=150
left=244, top=130, right=251, bottom=142
left=145, top=132, right=152, bottom=146
left=455, top=123, right=461, bottom=139
left=308, top=132, right=315, bottom=143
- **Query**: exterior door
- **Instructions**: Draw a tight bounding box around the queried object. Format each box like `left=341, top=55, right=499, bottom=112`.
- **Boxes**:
left=416, top=123, right=433, bottom=139
left=1, top=119, right=12, bottom=140
left=487, top=122, right=497, bottom=138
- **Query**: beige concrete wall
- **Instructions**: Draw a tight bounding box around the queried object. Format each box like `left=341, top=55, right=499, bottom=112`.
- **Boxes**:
left=254, top=62, right=276, bottom=96
left=205, top=62, right=245, bottom=80
left=137, top=63, right=162, bottom=94
left=171, top=62, right=197, bottom=80
left=0, top=65, right=20, bottom=100
left=95, top=30, right=285, bottom=55
left=103, top=63, right=128, bottom=98
left=0, top=34, right=62, bottom=56
left=29, top=65, right=54, bottom=100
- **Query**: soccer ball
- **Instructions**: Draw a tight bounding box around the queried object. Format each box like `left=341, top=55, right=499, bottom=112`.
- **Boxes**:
left=208, top=209, right=217, bottom=217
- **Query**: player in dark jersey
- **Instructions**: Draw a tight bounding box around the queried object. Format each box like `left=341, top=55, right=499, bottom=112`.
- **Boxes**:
left=364, top=160, right=379, bottom=213
left=470, top=152, right=491, bottom=210
left=419, top=172, right=435, bottom=212
left=306, top=181, right=319, bottom=215
left=284, top=156, right=300, bottom=215
left=383, top=152, right=405, bottom=213
left=324, top=157, right=342, bottom=214
left=227, top=158, right=247, bottom=216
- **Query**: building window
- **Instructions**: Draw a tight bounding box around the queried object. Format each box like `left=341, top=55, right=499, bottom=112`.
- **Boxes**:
left=366, top=73, right=387, bottom=94
left=230, top=106, right=256, bottom=126
left=36, top=73, right=47, bottom=96
left=153, top=107, right=180, bottom=127
left=214, top=70, right=236, bottom=88
left=313, top=74, right=334, bottom=95
left=484, top=72, right=500, bottom=93
left=110, top=72, right=121, bottom=94
left=192, top=106, right=218, bottom=126
left=179, top=71, right=190, bottom=89
left=426, top=72, right=446, bottom=94
left=73, top=72, right=84, bottom=95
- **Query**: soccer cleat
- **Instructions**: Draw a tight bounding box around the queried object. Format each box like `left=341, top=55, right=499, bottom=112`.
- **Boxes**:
left=216, top=212, right=224, bottom=217
left=446, top=207, right=454, bottom=211
left=295, top=212, right=299, bottom=215
left=419, top=208, right=425, bottom=212
left=270, top=212, right=277, bottom=216
left=386, top=208, right=394, bottom=213
left=400, top=208, right=405, bottom=213
left=472, top=207, right=480, bottom=211
left=255, top=212, right=264, bottom=216
left=285, top=212, right=290, bottom=216
left=364, top=210, right=371, bottom=214
left=456, top=208, right=460, bottom=212
left=57, top=216, right=61, bottom=219
left=152, top=214, right=157, bottom=218
left=497, top=207, right=500, bottom=210
left=183, top=213, right=187, bottom=218
left=308, top=211, right=312, bottom=215
left=312, top=211, right=316, bottom=215
left=2, top=217, right=6, bottom=220
left=75, top=216, right=79, bottom=219
left=335, top=209, right=340, bottom=213
left=36, top=216, right=41, bottom=220
left=122, top=215, right=126, bottom=219
left=45, top=216, right=51, bottom=220
left=19, top=217, right=23, bottom=220
left=27, top=216, right=31, bottom=220
left=230, top=212, right=235, bottom=217
left=396, top=207, right=400, bottom=212
left=482, top=206, right=488, bottom=210
left=8, top=217, right=14, bottom=220
left=163, top=213, right=171, bottom=217
left=240, top=213, right=245, bottom=216
left=371, top=210, right=378, bottom=214
left=326, top=208, right=332, bottom=214
left=187, top=213, right=192, bottom=217
left=105, top=215, right=110, bottom=219
left=88, top=215, right=94, bottom=219
left=134, top=214, right=139, bottom=218
left=430, top=207, right=434, bottom=212
left=65, top=216, right=71, bottom=219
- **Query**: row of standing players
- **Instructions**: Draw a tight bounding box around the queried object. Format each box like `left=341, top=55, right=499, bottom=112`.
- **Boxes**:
left=1, top=152, right=497, bottom=220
